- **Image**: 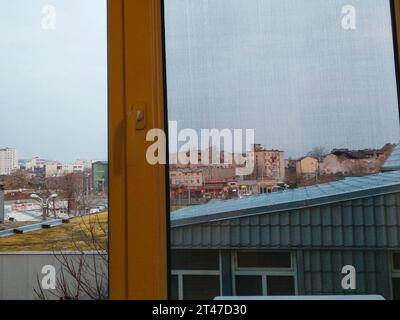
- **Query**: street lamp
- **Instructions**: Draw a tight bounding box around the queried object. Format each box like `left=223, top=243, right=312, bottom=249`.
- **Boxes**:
left=30, top=193, right=58, bottom=221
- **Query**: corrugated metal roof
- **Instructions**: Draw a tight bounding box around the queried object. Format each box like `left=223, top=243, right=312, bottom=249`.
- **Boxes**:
left=382, top=144, right=400, bottom=172
left=172, top=171, right=400, bottom=227
left=171, top=192, right=400, bottom=249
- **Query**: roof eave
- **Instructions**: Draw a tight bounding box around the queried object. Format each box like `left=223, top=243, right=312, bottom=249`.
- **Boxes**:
left=171, top=184, right=400, bottom=228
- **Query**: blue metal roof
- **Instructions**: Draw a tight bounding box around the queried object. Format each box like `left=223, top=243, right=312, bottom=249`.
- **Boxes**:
left=171, top=170, right=400, bottom=227
left=382, top=144, right=400, bottom=172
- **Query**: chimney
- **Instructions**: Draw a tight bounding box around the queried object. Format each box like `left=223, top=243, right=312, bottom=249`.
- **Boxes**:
left=0, top=183, right=4, bottom=224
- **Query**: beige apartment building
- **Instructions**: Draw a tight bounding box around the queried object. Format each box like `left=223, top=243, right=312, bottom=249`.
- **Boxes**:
left=45, top=160, right=90, bottom=178
left=248, top=144, right=285, bottom=180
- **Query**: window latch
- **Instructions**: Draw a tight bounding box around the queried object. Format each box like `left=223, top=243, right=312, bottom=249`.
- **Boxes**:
left=130, top=103, right=147, bottom=130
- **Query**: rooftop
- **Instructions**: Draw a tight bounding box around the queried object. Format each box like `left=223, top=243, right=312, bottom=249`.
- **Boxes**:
left=172, top=170, right=400, bottom=227
left=2, top=171, right=400, bottom=248
left=0, top=213, right=107, bottom=252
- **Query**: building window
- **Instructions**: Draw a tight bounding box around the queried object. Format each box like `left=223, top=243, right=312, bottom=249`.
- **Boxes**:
left=392, top=253, right=400, bottom=300
left=393, top=253, right=400, bottom=271
left=171, top=250, right=221, bottom=300
left=171, top=275, right=180, bottom=300
left=233, top=251, right=296, bottom=296
left=171, top=249, right=220, bottom=270
left=182, top=275, right=220, bottom=300
left=235, top=275, right=263, bottom=296
left=266, top=276, right=296, bottom=296
left=393, top=279, right=400, bottom=300
left=236, top=251, right=292, bottom=269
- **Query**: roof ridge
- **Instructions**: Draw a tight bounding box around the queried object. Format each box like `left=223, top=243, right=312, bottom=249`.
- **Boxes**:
left=172, top=170, right=400, bottom=226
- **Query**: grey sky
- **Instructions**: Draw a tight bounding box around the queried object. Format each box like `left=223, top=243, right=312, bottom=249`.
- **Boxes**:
left=0, top=0, right=107, bottom=162
left=165, top=0, right=400, bottom=158
left=1, top=1, right=399, bottom=163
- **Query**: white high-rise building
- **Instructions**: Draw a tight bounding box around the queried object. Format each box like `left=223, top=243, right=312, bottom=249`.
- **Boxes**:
left=0, top=148, right=19, bottom=175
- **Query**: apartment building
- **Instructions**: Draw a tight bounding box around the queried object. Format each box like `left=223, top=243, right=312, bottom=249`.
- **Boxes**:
left=248, top=144, right=286, bottom=180
left=45, top=160, right=90, bottom=178
left=170, top=169, right=204, bottom=188
left=0, top=148, right=18, bottom=175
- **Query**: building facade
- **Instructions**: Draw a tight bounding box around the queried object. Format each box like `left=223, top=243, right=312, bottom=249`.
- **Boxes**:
left=249, top=144, right=285, bottom=180
left=45, top=160, right=90, bottom=178
left=92, top=161, right=108, bottom=193
left=44, top=162, right=63, bottom=177
left=0, top=148, right=18, bottom=176
left=170, top=169, right=204, bottom=188
left=296, top=156, right=319, bottom=178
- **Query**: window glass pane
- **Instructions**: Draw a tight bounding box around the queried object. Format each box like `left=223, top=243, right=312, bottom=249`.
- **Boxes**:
left=393, top=279, right=400, bottom=300
left=165, top=0, right=400, bottom=300
left=182, top=275, right=220, bottom=300
left=267, top=276, right=295, bottom=296
left=393, top=253, right=400, bottom=270
left=237, top=252, right=291, bottom=269
left=171, top=250, right=219, bottom=270
left=0, top=1, right=108, bottom=300
left=235, top=276, right=263, bottom=296
left=171, top=275, right=179, bottom=300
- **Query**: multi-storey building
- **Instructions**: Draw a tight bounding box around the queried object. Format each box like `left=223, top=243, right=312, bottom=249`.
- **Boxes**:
left=44, top=162, right=63, bottom=177
left=0, top=148, right=18, bottom=175
left=248, top=144, right=285, bottom=180
left=92, top=161, right=108, bottom=193
left=170, top=169, right=204, bottom=188
left=171, top=146, right=243, bottom=169
left=45, top=160, right=90, bottom=178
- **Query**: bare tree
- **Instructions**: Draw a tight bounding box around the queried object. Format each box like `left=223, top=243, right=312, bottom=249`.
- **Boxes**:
left=34, top=214, right=108, bottom=300
left=45, top=173, right=85, bottom=216
left=307, top=147, right=328, bottom=162
left=4, top=170, right=31, bottom=190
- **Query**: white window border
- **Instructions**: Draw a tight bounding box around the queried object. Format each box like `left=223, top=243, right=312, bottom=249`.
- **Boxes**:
left=171, top=251, right=222, bottom=300
left=392, top=252, right=400, bottom=272
left=231, top=250, right=298, bottom=296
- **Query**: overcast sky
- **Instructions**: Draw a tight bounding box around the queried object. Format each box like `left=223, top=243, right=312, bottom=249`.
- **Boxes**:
left=165, top=0, right=400, bottom=157
left=0, top=0, right=107, bottom=162
left=0, top=1, right=399, bottom=162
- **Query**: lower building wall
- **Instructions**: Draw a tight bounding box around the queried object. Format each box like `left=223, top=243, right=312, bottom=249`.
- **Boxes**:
left=171, top=249, right=395, bottom=300
left=0, top=252, right=107, bottom=300
left=0, top=250, right=394, bottom=300
left=297, top=250, right=392, bottom=299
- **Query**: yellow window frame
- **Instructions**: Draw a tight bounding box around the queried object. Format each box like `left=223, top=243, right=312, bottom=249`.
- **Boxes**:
left=108, top=0, right=167, bottom=300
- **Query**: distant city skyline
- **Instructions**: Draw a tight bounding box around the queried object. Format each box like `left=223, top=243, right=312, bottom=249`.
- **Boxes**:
left=0, top=147, right=106, bottom=163
left=17, top=156, right=106, bottom=163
